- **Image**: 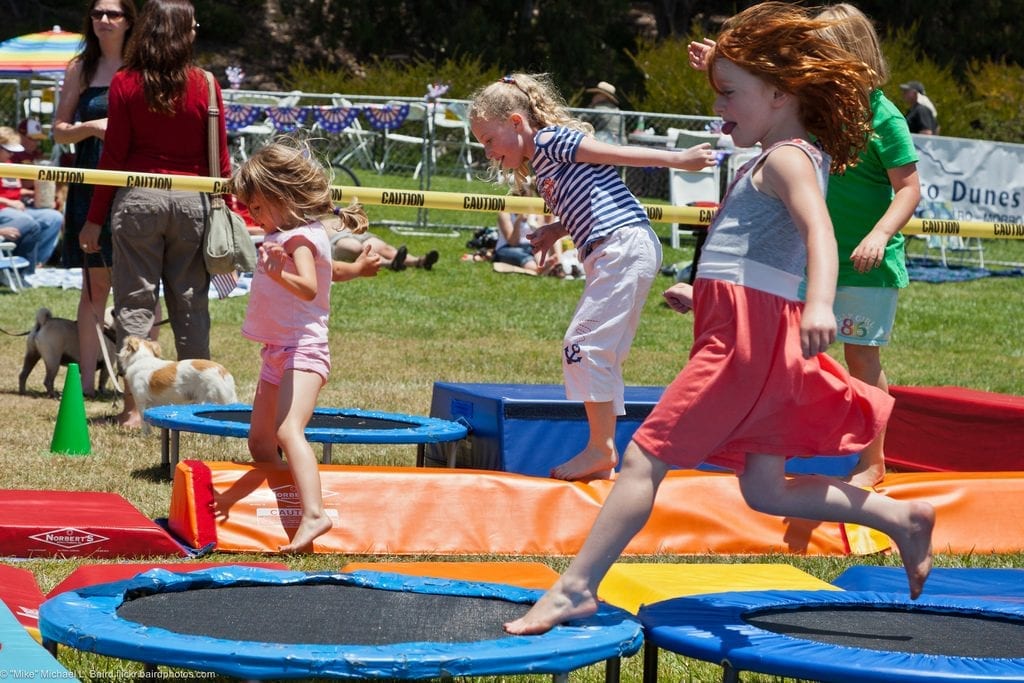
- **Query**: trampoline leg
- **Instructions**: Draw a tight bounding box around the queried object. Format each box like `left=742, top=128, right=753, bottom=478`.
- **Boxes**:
left=416, top=443, right=425, bottom=467
left=722, top=660, right=741, bottom=683
left=642, top=642, right=658, bottom=683
left=322, top=442, right=332, bottom=464
left=169, top=429, right=180, bottom=477
left=42, top=638, right=58, bottom=655
left=605, top=656, right=622, bottom=683
left=551, top=674, right=569, bottom=683
left=160, top=427, right=170, bottom=468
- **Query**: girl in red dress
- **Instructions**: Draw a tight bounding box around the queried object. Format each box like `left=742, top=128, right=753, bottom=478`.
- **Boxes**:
left=505, top=1, right=934, bottom=635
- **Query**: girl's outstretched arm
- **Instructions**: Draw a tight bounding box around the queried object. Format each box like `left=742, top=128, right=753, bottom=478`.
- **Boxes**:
left=759, top=145, right=837, bottom=358
left=575, top=136, right=718, bottom=172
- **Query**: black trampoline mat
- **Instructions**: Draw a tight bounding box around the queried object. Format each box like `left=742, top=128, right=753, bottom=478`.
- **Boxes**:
left=746, top=606, right=1024, bottom=658
left=117, top=584, right=530, bottom=645
left=197, top=410, right=416, bottom=430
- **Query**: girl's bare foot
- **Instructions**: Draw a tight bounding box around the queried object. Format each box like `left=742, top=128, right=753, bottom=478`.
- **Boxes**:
left=845, top=463, right=886, bottom=489
left=551, top=446, right=617, bottom=481
left=504, top=582, right=599, bottom=635
left=891, top=500, right=935, bottom=599
left=280, top=514, right=333, bottom=553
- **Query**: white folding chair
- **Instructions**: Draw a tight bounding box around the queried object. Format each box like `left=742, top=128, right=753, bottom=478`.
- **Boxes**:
left=223, top=92, right=279, bottom=164
left=23, top=85, right=56, bottom=119
left=379, top=101, right=431, bottom=177
left=0, top=241, right=30, bottom=292
left=668, top=131, right=730, bottom=249
left=922, top=235, right=986, bottom=268
left=326, top=96, right=379, bottom=171
left=432, top=102, right=480, bottom=181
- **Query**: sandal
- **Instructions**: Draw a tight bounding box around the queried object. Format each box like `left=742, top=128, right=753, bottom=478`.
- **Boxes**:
left=390, top=245, right=408, bottom=271
left=420, top=250, right=439, bottom=271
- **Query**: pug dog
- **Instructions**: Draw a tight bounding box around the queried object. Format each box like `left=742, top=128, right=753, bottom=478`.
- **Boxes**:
left=18, top=307, right=115, bottom=397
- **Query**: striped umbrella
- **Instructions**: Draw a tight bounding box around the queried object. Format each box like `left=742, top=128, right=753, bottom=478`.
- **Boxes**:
left=0, top=26, right=84, bottom=78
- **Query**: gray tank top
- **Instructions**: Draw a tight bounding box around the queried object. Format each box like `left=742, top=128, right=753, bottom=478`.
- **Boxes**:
left=700, top=139, right=829, bottom=281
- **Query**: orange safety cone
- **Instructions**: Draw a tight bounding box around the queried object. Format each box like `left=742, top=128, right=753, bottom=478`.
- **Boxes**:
left=50, top=363, right=91, bottom=456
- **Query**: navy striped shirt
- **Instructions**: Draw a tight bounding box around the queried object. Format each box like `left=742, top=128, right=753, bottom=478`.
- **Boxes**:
left=531, top=126, right=650, bottom=250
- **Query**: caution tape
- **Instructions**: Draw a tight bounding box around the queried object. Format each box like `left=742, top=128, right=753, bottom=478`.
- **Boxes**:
left=4, top=162, right=1022, bottom=238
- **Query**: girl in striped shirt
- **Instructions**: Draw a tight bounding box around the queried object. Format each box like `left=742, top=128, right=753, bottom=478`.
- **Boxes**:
left=469, top=73, right=716, bottom=481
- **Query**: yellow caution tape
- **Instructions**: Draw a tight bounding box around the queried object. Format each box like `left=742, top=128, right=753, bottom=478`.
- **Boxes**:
left=3, top=162, right=1021, bottom=238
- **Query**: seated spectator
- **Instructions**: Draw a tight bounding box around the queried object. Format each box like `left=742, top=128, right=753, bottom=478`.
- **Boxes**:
left=10, top=119, right=46, bottom=166
left=0, top=126, right=63, bottom=278
left=10, top=118, right=64, bottom=212
left=331, top=229, right=439, bottom=271
left=494, top=208, right=564, bottom=276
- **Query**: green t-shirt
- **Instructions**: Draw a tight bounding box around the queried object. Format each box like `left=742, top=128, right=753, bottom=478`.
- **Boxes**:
left=827, top=89, right=917, bottom=288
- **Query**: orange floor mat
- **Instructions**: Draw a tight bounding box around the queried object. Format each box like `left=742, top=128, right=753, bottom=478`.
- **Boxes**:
left=341, top=561, right=559, bottom=590
left=169, top=461, right=1024, bottom=556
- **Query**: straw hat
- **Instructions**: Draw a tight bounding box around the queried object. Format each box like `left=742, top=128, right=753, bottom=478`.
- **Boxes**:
left=585, top=81, right=619, bottom=105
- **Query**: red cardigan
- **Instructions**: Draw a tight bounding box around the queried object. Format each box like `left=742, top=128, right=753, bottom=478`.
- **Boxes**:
left=87, top=67, right=231, bottom=225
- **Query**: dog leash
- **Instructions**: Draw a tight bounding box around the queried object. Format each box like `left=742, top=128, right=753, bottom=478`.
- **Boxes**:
left=83, top=258, right=125, bottom=396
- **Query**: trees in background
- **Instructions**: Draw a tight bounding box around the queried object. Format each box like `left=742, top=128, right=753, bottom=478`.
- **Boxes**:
left=5, top=0, right=1022, bottom=141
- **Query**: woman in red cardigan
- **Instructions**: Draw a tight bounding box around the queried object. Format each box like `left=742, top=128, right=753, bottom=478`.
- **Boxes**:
left=81, top=0, right=230, bottom=427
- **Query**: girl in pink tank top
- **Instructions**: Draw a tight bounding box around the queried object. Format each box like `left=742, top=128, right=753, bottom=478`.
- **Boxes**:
left=231, top=141, right=371, bottom=553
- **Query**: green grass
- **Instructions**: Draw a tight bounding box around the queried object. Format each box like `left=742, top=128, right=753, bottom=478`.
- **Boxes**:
left=2, top=227, right=1023, bottom=682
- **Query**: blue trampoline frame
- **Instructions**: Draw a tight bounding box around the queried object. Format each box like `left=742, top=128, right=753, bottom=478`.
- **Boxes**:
left=833, top=566, right=1024, bottom=602
left=40, top=566, right=643, bottom=680
left=144, top=403, right=468, bottom=476
left=639, top=590, right=1024, bottom=683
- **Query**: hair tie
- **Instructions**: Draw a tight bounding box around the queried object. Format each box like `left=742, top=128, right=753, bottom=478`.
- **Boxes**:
left=332, top=206, right=342, bottom=216
left=500, top=75, right=516, bottom=85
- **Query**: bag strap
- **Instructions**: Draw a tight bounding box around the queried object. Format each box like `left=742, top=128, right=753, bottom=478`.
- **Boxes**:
left=203, top=70, right=221, bottom=191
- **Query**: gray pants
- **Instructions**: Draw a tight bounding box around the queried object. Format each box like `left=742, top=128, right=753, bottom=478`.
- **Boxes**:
left=110, top=187, right=210, bottom=360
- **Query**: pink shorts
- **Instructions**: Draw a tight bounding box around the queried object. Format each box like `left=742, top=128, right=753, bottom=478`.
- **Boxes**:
left=259, top=342, right=331, bottom=386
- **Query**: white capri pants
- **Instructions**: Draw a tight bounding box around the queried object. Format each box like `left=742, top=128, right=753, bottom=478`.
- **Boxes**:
left=562, top=224, right=662, bottom=414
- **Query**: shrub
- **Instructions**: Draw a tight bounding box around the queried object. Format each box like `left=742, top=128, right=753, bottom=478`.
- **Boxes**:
left=960, top=60, right=1024, bottom=144
left=627, top=27, right=716, bottom=118
left=290, top=54, right=502, bottom=100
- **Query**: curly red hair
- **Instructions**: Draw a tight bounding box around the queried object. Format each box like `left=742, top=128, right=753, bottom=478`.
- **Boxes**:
left=709, top=2, right=874, bottom=174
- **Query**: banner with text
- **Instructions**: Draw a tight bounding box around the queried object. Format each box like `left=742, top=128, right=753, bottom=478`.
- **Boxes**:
left=914, top=135, right=1024, bottom=225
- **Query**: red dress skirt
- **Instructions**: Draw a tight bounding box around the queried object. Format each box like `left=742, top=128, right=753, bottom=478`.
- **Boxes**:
left=633, top=278, right=893, bottom=474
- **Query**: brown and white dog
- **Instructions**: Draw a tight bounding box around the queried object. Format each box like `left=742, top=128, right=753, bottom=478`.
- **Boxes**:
left=118, top=336, right=237, bottom=421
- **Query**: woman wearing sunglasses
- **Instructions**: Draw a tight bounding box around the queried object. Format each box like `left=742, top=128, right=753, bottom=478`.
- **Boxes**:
left=53, top=0, right=140, bottom=399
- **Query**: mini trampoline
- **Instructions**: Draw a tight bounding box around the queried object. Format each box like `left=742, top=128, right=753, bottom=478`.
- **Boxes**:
left=638, top=590, right=1024, bottom=683
left=40, top=566, right=642, bottom=680
left=144, top=403, right=468, bottom=475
